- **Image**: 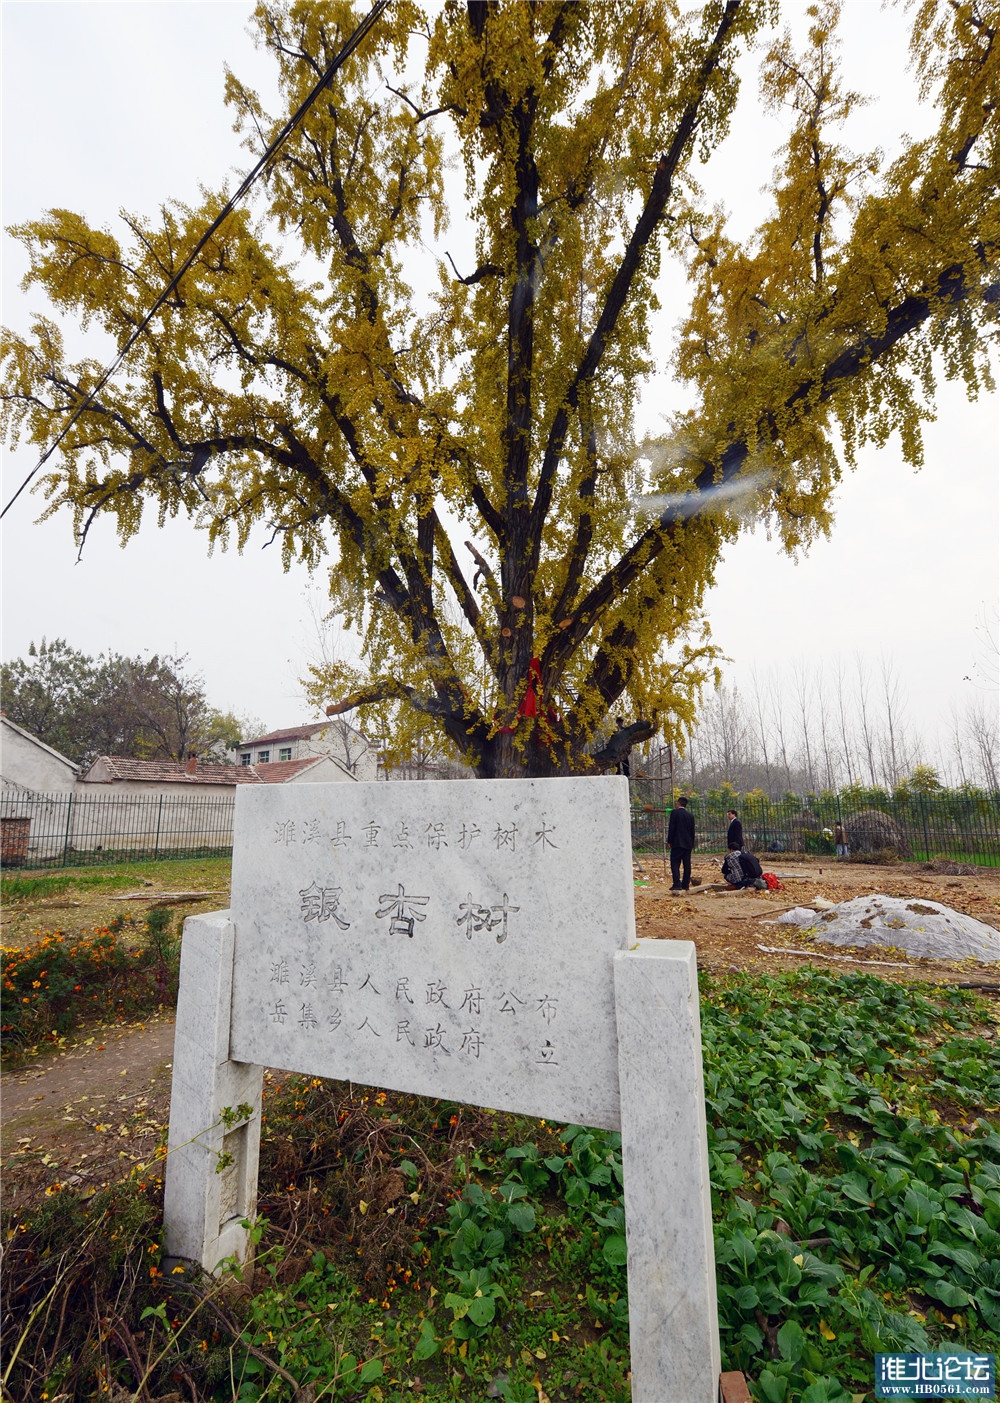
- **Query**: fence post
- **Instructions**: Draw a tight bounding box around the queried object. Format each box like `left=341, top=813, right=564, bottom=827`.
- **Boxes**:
left=919, top=793, right=930, bottom=862
left=154, top=794, right=164, bottom=860
left=61, top=793, right=73, bottom=867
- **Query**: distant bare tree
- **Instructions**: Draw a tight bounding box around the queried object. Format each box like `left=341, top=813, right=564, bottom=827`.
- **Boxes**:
left=878, top=655, right=911, bottom=786
left=963, top=698, right=999, bottom=791
left=813, top=669, right=836, bottom=790
left=749, top=668, right=774, bottom=793
left=854, top=657, right=879, bottom=788
left=679, top=652, right=996, bottom=797
left=769, top=675, right=795, bottom=792
left=323, top=717, right=371, bottom=776
left=966, top=605, right=1000, bottom=692
left=792, top=663, right=817, bottom=792
left=947, top=706, right=969, bottom=788
left=834, top=658, right=857, bottom=787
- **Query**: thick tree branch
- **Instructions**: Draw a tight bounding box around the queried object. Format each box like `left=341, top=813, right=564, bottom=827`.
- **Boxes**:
left=386, top=85, right=462, bottom=124
left=548, top=418, right=599, bottom=626
left=464, top=539, right=500, bottom=602
left=326, top=680, right=450, bottom=717
left=432, top=517, right=501, bottom=673
left=444, top=250, right=504, bottom=285
left=528, top=0, right=745, bottom=555
left=544, top=258, right=1000, bottom=687
left=590, top=719, right=657, bottom=770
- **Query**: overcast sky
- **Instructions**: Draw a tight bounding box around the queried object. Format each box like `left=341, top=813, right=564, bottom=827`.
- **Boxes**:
left=1, top=1, right=997, bottom=753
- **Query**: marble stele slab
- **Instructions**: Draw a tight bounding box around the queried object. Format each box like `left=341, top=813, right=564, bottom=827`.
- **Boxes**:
left=229, top=776, right=635, bottom=1130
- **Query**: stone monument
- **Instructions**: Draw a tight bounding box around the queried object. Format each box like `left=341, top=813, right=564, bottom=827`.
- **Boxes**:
left=164, top=776, right=721, bottom=1402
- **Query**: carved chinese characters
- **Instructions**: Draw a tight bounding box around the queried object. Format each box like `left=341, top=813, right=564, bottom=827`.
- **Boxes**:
left=228, top=777, right=635, bottom=1129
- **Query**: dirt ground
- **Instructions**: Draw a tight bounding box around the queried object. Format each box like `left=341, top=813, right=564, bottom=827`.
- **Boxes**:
left=3, top=856, right=998, bottom=1210
left=631, top=852, right=1000, bottom=984
left=0, top=857, right=231, bottom=951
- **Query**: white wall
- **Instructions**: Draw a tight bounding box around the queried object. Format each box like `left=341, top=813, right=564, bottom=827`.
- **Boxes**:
left=0, top=719, right=78, bottom=792
left=1, top=759, right=360, bottom=867
left=234, top=721, right=377, bottom=779
left=303, top=723, right=377, bottom=781
left=2, top=786, right=236, bottom=863
left=285, top=755, right=357, bottom=784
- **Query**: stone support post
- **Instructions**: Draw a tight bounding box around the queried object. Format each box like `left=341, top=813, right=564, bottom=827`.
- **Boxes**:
left=615, top=939, right=721, bottom=1403
left=163, top=911, right=263, bottom=1273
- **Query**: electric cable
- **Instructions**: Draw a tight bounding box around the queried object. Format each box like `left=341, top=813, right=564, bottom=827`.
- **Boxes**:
left=0, top=0, right=392, bottom=521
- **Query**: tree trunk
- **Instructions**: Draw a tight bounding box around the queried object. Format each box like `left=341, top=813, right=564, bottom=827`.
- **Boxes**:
left=474, top=730, right=574, bottom=779
left=473, top=720, right=652, bottom=779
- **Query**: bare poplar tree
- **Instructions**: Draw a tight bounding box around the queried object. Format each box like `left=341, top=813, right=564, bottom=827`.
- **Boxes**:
left=813, top=663, right=838, bottom=790
left=854, top=657, right=880, bottom=786
left=878, top=654, right=907, bottom=785
left=769, top=674, right=795, bottom=791
left=750, top=667, right=774, bottom=792
left=963, top=698, right=999, bottom=791
left=791, top=662, right=817, bottom=791
left=833, top=657, right=857, bottom=787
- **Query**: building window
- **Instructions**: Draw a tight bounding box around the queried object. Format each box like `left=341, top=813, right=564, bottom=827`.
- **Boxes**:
left=240, top=753, right=251, bottom=766
left=257, top=750, right=270, bottom=764
left=279, top=747, right=292, bottom=761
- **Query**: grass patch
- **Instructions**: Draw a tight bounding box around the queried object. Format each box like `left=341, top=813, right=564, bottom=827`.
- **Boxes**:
left=1, top=854, right=232, bottom=903
left=2, top=970, right=998, bottom=1402
left=1, top=868, right=131, bottom=901
left=914, top=851, right=1000, bottom=868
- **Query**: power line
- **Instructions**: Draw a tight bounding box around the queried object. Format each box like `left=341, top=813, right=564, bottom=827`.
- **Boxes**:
left=1, top=0, right=392, bottom=522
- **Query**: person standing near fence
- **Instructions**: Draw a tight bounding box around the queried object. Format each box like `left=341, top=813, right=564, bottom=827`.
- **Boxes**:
left=834, top=821, right=849, bottom=859
left=726, top=809, right=743, bottom=849
left=667, top=796, right=695, bottom=891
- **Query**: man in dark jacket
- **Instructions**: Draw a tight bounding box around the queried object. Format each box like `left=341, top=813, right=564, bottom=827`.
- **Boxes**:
left=667, top=796, right=695, bottom=890
left=726, top=810, right=743, bottom=849
left=722, top=844, right=766, bottom=889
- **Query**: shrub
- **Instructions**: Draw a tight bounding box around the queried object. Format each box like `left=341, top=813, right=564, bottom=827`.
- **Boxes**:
left=1, top=908, right=179, bottom=1054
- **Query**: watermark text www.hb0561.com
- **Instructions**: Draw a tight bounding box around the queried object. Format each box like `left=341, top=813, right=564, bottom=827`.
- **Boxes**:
left=875, top=1352, right=995, bottom=1399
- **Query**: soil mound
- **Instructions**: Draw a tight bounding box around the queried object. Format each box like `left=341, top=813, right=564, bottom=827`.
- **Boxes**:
left=845, top=809, right=913, bottom=861
left=775, top=894, right=1000, bottom=963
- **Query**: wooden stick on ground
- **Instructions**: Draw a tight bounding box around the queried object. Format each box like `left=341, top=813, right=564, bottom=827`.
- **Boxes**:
left=728, top=905, right=808, bottom=920
left=109, top=891, right=225, bottom=904
left=756, top=943, right=910, bottom=968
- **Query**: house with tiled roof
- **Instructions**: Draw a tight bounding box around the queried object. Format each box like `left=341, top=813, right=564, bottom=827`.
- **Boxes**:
left=231, top=719, right=377, bottom=781
left=0, top=732, right=360, bottom=869
left=79, top=751, right=358, bottom=792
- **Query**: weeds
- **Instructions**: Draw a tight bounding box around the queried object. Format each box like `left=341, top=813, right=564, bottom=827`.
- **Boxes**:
left=1, top=908, right=180, bottom=1056
left=2, top=969, right=997, bottom=1402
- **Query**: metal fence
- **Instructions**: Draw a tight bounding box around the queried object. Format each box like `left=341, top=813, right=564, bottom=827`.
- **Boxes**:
left=0, top=791, right=235, bottom=868
left=3, top=783, right=998, bottom=872
left=629, top=780, right=1000, bottom=866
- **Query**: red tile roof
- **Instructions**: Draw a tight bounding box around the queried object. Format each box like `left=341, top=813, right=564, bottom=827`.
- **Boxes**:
left=82, top=755, right=344, bottom=786
left=251, top=757, right=327, bottom=783
left=84, top=757, right=264, bottom=786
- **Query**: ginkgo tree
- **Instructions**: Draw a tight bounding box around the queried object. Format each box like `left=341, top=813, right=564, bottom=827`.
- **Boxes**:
left=2, top=0, right=997, bottom=778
